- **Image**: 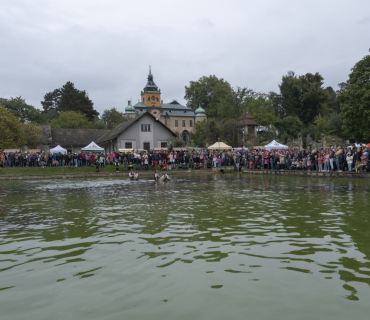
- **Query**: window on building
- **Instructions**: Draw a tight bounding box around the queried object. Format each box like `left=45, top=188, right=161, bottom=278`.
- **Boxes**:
left=197, top=121, right=200, bottom=124
left=175, top=120, right=178, bottom=127
left=125, top=142, right=132, bottom=149
left=156, top=97, right=159, bottom=101
left=190, top=120, right=193, bottom=127
left=141, top=124, right=151, bottom=132
left=143, top=142, right=150, bottom=151
left=182, top=120, right=186, bottom=127
left=161, top=142, right=167, bottom=148
left=153, top=111, right=157, bottom=114
left=184, top=111, right=187, bottom=113
left=142, top=98, right=144, bottom=102
left=148, top=97, right=150, bottom=101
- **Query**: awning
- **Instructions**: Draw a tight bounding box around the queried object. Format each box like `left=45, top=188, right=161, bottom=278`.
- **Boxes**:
left=264, top=140, right=288, bottom=150
left=81, top=141, right=104, bottom=152
left=3, top=149, right=21, bottom=153
left=50, top=145, right=67, bottom=154
left=208, top=142, right=232, bottom=150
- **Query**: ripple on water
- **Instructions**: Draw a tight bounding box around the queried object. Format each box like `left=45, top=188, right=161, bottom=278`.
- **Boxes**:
left=0, top=175, right=370, bottom=319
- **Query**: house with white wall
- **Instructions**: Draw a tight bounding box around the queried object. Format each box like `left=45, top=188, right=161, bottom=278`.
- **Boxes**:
left=97, top=112, right=177, bottom=153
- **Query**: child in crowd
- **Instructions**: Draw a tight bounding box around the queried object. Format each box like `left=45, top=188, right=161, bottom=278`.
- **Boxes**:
left=95, top=160, right=100, bottom=172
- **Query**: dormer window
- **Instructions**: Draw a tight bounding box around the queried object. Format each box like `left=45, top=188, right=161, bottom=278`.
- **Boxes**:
left=184, top=111, right=187, bottom=113
left=153, top=111, right=157, bottom=114
left=140, top=109, right=142, bottom=111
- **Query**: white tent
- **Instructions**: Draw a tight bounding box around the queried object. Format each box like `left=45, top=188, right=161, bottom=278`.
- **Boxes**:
left=264, top=140, right=288, bottom=150
left=81, top=141, right=104, bottom=152
left=50, top=145, right=67, bottom=154
left=208, top=142, right=232, bottom=150
left=347, top=143, right=366, bottom=149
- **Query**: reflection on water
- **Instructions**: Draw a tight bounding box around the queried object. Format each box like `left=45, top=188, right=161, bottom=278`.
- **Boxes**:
left=1, top=175, right=370, bottom=320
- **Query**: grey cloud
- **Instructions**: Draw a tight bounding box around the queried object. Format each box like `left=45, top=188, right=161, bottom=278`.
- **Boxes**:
left=1, top=0, right=370, bottom=115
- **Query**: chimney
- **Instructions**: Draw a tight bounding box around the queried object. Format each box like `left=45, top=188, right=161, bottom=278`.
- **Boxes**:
left=161, top=100, right=163, bottom=105
left=128, top=100, right=131, bottom=105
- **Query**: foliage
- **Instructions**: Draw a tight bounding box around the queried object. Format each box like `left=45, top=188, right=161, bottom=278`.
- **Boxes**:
left=338, top=54, right=370, bottom=141
left=273, top=71, right=329, bottom=125
left=276, top=116, right=303, bottom=141
left=50, top=111, right=93, bottom=129
left=0, top=96, right=42, bottom=123
left=192, top=118, right=242, bottom=147
left=101, top=108, right=127, bottom=129
left=0, top=105, right=41, bottom=148
left=217, top=87, right=258, bottom=119
left=246, top=97, right=277, bottom=126
left=41, top=82, right=99, bottom=121
left=184, top=75, right=233, bottom=118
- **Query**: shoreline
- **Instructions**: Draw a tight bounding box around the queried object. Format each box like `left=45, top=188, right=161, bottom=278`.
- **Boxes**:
left=0, top=169, right=216, bottom=181
left=0, top=167, right=369, bottom=180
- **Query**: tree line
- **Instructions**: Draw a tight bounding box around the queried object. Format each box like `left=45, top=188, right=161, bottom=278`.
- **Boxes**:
left=186, top=52, right=370, bottom=147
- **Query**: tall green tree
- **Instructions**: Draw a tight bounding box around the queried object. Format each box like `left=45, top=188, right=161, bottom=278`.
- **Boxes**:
left=101, top=107, right=127, bottom=129
left=50, top=111, right=93, bottom=129
left=0, top=96, right=42, bottom=123
left=275, top=71, right=329, bottom=125
left=276, top=116, right=303, bottom=141
left=41, top=82, right=99, bottom=121
left=246, top=97, right=277, bottom=126
left=217, top=87, right=258, bottom=119
left=338, top=53, right=370, bottom=141
left=184, top=75, right=232, bottom=118
left=0, top=105, right=41, bottom=148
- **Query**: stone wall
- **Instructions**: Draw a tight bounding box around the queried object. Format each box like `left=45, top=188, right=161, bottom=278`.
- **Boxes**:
left=287, top=134, right=303, bottom=150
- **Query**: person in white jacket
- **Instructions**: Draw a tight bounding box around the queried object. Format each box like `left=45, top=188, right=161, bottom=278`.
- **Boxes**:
left=346, top=152, right=353, bottom=172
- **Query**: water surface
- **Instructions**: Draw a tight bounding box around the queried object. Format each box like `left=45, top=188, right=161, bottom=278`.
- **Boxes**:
left=1, top=174, right=370, bottom=320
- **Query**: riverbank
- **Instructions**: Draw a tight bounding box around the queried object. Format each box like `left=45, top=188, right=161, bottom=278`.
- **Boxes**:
left=1, top=166, right=369, bottom=180
left=0, top=166, right=215, bottom=180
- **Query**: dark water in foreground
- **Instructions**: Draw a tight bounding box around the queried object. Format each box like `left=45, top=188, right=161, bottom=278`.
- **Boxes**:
left=1, top=174, right=370, bottom=320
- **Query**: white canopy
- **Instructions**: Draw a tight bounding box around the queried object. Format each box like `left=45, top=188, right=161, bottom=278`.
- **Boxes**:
left=81, top=141, right=104, bottom=152
left=208, top=142, right=232, bottom=150
left=264, top=140, right=288, bottom=150
left=347, top=143, right=366, bottom=149
left=50, top=145, right=67, bottom=154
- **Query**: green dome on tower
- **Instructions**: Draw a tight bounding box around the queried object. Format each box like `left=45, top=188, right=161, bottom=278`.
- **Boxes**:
left=125, top=101, right=136, bottom=114
left=195, top=105, right=206, bottom=116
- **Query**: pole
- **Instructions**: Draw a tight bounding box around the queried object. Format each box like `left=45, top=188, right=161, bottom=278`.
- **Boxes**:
left=242, top=128, right=245, bottom=149
left=218, top=137, right=220, bottom=151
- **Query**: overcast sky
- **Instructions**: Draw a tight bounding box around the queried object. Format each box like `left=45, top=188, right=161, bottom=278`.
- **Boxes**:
left=1, top=0, right=369, bottom=114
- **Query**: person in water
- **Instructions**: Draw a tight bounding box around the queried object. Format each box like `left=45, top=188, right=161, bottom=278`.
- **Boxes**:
left=154, top=170, right=159, bottom=181
left=129, top=168, right=134, bottom=180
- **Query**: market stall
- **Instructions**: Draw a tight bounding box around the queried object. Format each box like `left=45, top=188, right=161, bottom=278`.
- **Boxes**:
left=208, top=142, right=232, bottom=150
left=81, top=142, right=104, bottom=153
left=50, top=145, right=67, bottom=154
left=264, top=140, right=288, bottom=150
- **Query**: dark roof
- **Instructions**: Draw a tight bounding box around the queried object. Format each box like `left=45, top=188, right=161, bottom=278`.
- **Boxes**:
left=238, top=113, right=258, bottom=126
left=38, top=125, right=53, bottom=145
left=133, top=101, right=196, bottom=117
left=51, top=129, right=109, bottom=147
left=98, top=112, right=176, bottom=143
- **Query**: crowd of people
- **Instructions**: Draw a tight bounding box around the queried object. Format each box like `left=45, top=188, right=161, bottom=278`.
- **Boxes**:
left=0, top=144, right=369, bottom=173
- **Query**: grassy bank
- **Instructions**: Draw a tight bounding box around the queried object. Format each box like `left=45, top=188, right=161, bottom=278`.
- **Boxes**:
left=0, top=165, right=155, bottom=176
left=0, top=165, right=213, bottom=176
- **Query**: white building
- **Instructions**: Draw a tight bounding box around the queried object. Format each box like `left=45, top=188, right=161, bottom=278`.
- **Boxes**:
left=97, top=112, right=177, bottom=153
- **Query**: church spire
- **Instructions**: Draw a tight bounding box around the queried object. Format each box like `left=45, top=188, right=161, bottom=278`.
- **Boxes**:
left=143, top=65, right=159, bottom=93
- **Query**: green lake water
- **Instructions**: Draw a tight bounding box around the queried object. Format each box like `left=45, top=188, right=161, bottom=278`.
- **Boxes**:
left=1, top=174, right=370, bottom=320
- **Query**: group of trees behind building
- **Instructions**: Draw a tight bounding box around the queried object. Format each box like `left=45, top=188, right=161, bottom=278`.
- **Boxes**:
left=186, top=52, right=370, bottom=147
